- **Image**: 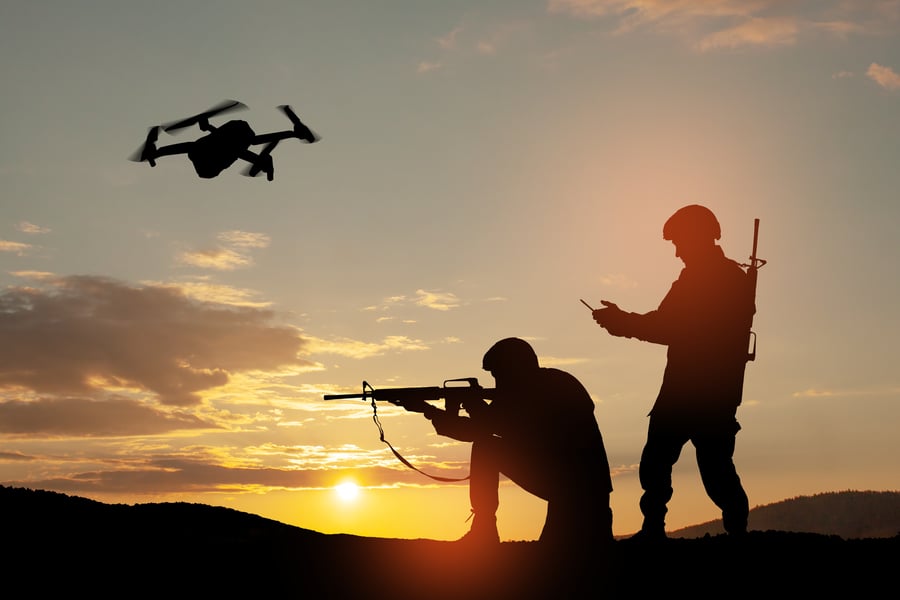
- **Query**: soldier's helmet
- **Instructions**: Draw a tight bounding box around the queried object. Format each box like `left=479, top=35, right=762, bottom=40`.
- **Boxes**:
left=663, top=204, right=721, bottom=242
left=482, top=337, right=539, bottom=373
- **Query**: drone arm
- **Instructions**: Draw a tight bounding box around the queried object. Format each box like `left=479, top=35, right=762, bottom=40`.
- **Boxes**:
left=153, top=142, right=194, bottom=158
left=251, top=130, right=301, bottom=145
left=239, top=148, right=262, bottom=162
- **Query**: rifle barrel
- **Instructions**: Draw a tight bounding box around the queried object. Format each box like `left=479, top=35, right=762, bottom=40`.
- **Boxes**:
left=751, top=218, right=760, bottom=260
left=323, top=392, right=367, bottom=400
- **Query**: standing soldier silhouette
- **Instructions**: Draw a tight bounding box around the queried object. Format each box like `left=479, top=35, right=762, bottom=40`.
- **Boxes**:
left=591, top=205, right=755, bottom=541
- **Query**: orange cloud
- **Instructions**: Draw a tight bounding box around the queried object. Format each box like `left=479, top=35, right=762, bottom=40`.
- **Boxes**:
left=547, top=0, right=763, bottom=26
left=696, top=17, right=799, bottom=51
left=16, top=221, right=51, bottom=234
left=177, top=229, right=270, bottom=270
left=547, top=0, right=884, bottom=48
left=143, top=279, right=272, bottom=308
left=10, top=270, right=55, bottom=280
left=414, top=289, right=460, bottom=311
left=177, top=247, right=251, bottom=270
left=0, top=240, right=31, bottom=255
left=305, top=335, right=429, bottom=359
left=867, top=62, right=900, bottom=90
left=6, top=459, right=454, bottom=495
left=217, top=230, right=270, bottom=249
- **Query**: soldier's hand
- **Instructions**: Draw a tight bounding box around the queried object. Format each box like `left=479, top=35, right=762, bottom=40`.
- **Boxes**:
left=591, top=300, right=620, bottom=325
left=592, top=300, right=630, bottom=337
left=461, top=397, right=488, bottom=417
left=399, top=398, right=430, bottom=413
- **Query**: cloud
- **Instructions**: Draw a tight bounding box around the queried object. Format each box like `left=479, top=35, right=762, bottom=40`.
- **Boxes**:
left=415, top=27, right=457, bottom=74
left=599, top=273, right=638, bottom=289
left=0, top=240, right=32, bottom=256
left=0, top=450, right=31, bottom=461
left=418, top=20, right=532, bottom=73
left=6, top=455, right=456, bottom=495
left=696, top=17, right=799, bottom=51
left=792, top=385, right=900, bottom=399
left=475, top=20, right=532, bottom=55
left=416, top=61, right=442, bottom=74
left=10, top=270, right=55, bottom=280
left=177, top=229, right=270, bottom=271
left=867, top=62, right=900, bottom=90
left=792, top=388, right=836, bottom=398
left=0, top=275, right=312, bottom=405
left=812, top=20, right=866, bottom=39
left=16, top=221, right=51, bottom=234
left=547, top=0, right=763, bottom=27
left=438, top=26, right=463, bottom=49
left=142, top=279, right=272, bottom=308
left=363, top=289, right=464, bottom=319
left=477, top=41, right=497, bottom=55
left=539, top=355, right=590, bottom=367
left=414, top=289, right=461, bottom=311
left=177, top=247, right=252, bottom=270
left=217, top=230, right=270, bottom=249
left=546, top=0, right=886, bottom=49
left=0, top=396, right=217, bottom=437
left=305, top=335, right=430, bottom=359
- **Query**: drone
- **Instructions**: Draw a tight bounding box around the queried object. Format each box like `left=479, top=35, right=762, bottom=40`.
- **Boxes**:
left=130, top=100, right=319, bottom=181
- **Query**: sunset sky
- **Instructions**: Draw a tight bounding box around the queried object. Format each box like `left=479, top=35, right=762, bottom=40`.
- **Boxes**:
left=1, top=1, right=898, bottom=541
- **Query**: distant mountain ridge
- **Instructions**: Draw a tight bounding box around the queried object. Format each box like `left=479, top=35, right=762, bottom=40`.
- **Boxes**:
left=670, top=490, right=900, bottom=539
left=3, top=485, right=896, bottom=540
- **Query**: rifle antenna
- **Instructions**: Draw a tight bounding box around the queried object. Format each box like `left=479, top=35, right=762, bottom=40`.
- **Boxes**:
left=366, top=381, right=470, bottom=483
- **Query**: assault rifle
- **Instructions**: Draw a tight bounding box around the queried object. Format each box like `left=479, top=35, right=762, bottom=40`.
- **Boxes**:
left=324, top=378, right=497, bottom=482
left=742, top=218, right=767, bottom=362
left=324, top=377, right=497, bottom=415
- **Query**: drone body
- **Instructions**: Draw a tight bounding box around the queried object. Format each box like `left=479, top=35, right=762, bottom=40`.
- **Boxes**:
left=187, top=119, right=255, bottom=179
left=131, top=100, right=318, bottom=181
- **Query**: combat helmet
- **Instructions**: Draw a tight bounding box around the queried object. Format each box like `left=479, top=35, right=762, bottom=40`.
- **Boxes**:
left=663, top=204, right=721, bottom=242
left=482, top=337, right=539, bottom=373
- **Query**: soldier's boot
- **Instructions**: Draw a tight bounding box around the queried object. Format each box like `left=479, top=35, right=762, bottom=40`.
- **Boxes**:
left=456, top=512, right=499, bottom=545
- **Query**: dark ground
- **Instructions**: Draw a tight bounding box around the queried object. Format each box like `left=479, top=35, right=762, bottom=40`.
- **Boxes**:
left=4, top=486, right=896, bottom=598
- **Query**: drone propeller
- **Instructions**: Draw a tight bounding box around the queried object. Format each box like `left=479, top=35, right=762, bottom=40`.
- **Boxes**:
left=128, top=126, right=160, bottom=167
left=163, top=99, right=248, bottom=133
left=243, top=140, right=279, bottom=181
left=279, top=105, right=319, bottom=143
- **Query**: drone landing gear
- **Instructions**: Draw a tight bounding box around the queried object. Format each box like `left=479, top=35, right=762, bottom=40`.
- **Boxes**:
left=242, top=141, right=278, bottom=182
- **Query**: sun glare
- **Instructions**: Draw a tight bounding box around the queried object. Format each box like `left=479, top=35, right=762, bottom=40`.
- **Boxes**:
left=335, top=481, right=360, bottom=502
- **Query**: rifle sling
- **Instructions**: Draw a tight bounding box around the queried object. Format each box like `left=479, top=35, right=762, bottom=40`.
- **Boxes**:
left=371, top=397, right=470, bottom=483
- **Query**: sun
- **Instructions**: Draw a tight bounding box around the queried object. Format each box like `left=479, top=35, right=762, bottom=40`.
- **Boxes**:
left=335, top=481, right=360, bottom=502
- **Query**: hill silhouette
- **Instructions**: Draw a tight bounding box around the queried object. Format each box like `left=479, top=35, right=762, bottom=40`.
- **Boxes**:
left=4, top=485, right=896, bottom=598
left=671, top=489, right=900, bottom=539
